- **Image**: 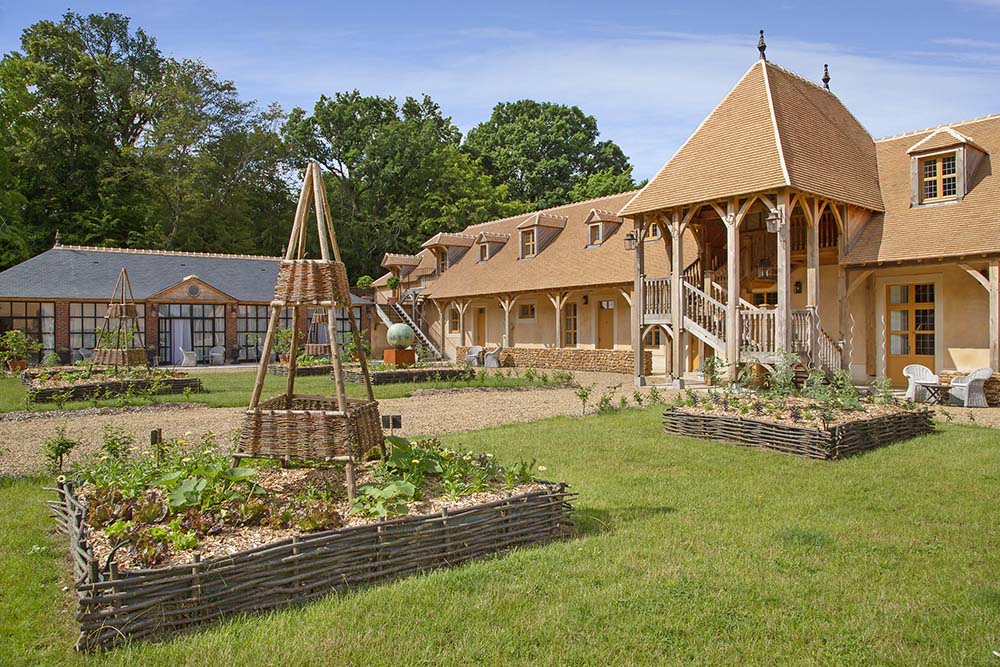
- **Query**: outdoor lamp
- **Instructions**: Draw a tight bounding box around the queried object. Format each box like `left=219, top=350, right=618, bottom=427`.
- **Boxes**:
left=765, top=205, right=785, bottom=233
left=623, top=231, right=637, bottom=251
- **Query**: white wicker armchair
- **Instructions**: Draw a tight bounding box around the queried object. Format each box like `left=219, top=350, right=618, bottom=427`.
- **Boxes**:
left=902, top=364, right=937, bottom=403
left=948, top=367, right=993, bottom=408
left=483, top=345, right=503, bottom=368
left=464, top=345, right=484, bottom=367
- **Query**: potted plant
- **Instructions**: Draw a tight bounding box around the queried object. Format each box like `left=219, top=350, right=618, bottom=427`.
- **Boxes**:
left=273, top=328, right=302, bottom=363
left=0, top=329, right=42, bottom=373
left=386, top=276, right=401, bottom=304
left=229, top=344, right=242, bottom=364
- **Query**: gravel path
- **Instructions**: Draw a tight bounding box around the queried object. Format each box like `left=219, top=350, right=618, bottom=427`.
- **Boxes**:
left=3, top=372, right=996, bottom=477
left=0, top=372, right=658, bottom=477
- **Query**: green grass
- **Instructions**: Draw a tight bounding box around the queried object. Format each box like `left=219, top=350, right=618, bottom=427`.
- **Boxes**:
left=0, top=369, right=554, bottom=412
left=3, top=412, right=1000, bottom=666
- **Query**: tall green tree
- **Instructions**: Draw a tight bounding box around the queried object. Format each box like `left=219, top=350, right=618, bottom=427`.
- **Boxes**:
left=283, top=91, right=520, bottom=278
left=568, top=167, right=646, bottom=203
left=463, top=100, right=636, bottom=209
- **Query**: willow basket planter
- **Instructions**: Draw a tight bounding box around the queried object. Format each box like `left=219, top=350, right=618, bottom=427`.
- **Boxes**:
left=237, top=396, right=382, bottom=461
left=662, top=408, right=934, bottom=460
left=90, top=348, right=148, bottom=367
left=50, top=480, right=576, bottom=651
left=22, top=375, right=201, bottom=403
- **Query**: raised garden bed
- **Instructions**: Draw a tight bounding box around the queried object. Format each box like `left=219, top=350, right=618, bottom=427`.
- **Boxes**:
left=662, top=407, right=934, bottom=459
left=343, top=365, right=471, bottom=385
left=50, top=433, right=573, bottom=650
left=21, top=367, right=201, bottom=403
left=266, top=363, right=332, bottom=377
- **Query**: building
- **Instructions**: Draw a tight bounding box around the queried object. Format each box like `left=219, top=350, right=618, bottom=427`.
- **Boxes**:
left=0, top=244, right=371, bottom=364
left=374, top=46, right=1000, bottom=387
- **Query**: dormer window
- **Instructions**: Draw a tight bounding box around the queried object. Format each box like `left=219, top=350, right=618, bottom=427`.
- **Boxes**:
left=520, top=228, right=536, bottom=257
left=588, top=224, right=603, bottom=246
left=437, top=251, right=448, bottom=274
left=479, top=244, right=489, bottom=262
left=920, top=153, right=957, bottom=203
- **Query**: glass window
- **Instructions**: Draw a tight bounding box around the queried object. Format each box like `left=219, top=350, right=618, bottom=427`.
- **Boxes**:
left=0, top=301, right=56, bottom=359
left=69, top=302, right=145, bottom=358
left=589, top=224, right=602, bottom=245
left=563, top=302, right=578, bottom=347
left=914, top=284, right=934, bottom=303
left=889, top=310, right=908, bottom=331
left=889, top=285, right=909, bottom=305
left=479, top=244, right=488, bottom=261
left=520, top=229, right=536, bottom=257
left=915, top=309, right=934, bottom=331
left=890, top=334, right=910, bottom=355
left=448, top=308, right=460, bottom=334
left=915, top=333, right=935, bottom=356
left=920, top=153, right=959, bottom=203
left=644, top=328, right=662, bottom=346
left=518, top=303, right=535, bottom=320
left=236, top=305, right=292, bottom=362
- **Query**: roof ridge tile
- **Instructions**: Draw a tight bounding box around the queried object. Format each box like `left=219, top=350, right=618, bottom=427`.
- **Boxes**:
left=56, top=244, right=282, bottom=260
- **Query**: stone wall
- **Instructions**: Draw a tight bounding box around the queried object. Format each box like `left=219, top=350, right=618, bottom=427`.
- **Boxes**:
left=457, top=346, right=651, bottom=375
left=939, top=369, right=1000, bottom=406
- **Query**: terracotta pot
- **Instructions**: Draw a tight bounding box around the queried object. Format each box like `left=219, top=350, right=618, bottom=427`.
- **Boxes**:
left=6, top=359, right=27, bottom=373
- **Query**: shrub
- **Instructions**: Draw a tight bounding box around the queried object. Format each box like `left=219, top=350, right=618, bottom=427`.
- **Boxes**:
left=355, top=275, right=373, bottom=288
left=43, top=425, right=80, bottom=471
left=767, top=351, right=800, bottom=398
left=0, top=329, right=42, bottom=364
left=870, top=376, right=897, bottom=406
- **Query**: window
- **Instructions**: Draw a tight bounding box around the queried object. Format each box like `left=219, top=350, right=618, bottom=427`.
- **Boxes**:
left=448, top=307, right=460, bottom=334
left=0, top=301, right=55, bottom=359
left=647, top=224, right=661, bottom=240
left=518, top=303, right=536, bottom=320
left=437, top=251, right=448, bottom=274
left=520, top=229, right=536, bottom=257
left=562, top=302, right=578, bottom=347
left=479, top=244, right=489, bottom=261
left=752, top=292, right=778, bottom=307
left=644, top=328, right=663, bottom=346
left=70, top=302, right=145, bottom=356
left=236, top=305, right=292, bottom=362
left=885, top=282, right=936, bottom=385
left=920, top=153, right=958, bottom=203
left=588, top=224, right=602, bottom=246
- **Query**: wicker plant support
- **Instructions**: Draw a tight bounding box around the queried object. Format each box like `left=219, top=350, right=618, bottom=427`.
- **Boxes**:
left=50, top=479, right=575, bottom=652
left=236, top=162, right=379, bottom=497
left=662, top=408, right=934, bottom=460
left=91, top=268, right=148, bottom=368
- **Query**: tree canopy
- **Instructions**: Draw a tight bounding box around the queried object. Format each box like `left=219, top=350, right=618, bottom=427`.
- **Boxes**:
left=0, top=12, right=642, bottom=279
left=463, top=100, right=638, bottom=209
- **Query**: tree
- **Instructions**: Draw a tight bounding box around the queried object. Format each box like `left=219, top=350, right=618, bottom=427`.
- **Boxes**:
left=568, top=167, right=645, bottom=203
left=463, top=100, right=634, bottom=209
left=283, top=91, right=519, bottom=278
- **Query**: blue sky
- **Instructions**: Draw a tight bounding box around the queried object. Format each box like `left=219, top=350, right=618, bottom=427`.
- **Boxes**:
left=3, top=1, right=1000, bottom=179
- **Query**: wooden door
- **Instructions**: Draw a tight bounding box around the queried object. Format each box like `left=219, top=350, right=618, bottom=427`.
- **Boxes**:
left=597, top=300, right=615, bottom=349
left=885, top=283, right=936, bottom=387
left=475, top=308, right=486, bottom=346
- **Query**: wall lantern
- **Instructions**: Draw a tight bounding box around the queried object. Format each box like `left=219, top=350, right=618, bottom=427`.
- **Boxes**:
left=794, top=281, right=802, bottom=294
left=623, top=231, right=637, bottom=251
left=765, top=205, right=785, bottom=233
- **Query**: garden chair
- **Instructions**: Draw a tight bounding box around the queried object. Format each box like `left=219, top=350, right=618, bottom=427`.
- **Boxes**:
left=208, top=346, right=226, bottom=366
left=902, top=364, right=937, bottom=403
left=178, top=347, right=198, bottom=367
left=464, top=345, right=484, bottom=367
left=948, top=367, right=993, bottom=408
left=483, top=345, right=503, bottom=368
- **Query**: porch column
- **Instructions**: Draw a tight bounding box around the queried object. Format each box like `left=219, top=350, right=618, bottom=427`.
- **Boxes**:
left=837, top=267, right=848, bottom=370
left=633, top=217, right=646, bottom=385
left=991, top=259, right=999, bottom=371
left=498, top=295, right=518, bottom=348
left=806, top=201, right=821, bottom=363
left=547, top=292, right=568, bottom=349
left=775, top=191, right=791, bottom=353
left=670, top=212, right=685, bottom=387
left=725, top=206, right=740, bottom=377
left=457, top=300, right=470, bottom=348
left=437, top=300, right=448, bottom=358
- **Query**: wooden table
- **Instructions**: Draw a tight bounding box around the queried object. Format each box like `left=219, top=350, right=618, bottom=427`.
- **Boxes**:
left=915, top=380, right=950, bottom=405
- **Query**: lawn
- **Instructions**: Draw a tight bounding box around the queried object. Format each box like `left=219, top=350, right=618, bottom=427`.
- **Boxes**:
left=2, top=409, right=999, bottom=666
left=0, top=368, right=557, bottom=412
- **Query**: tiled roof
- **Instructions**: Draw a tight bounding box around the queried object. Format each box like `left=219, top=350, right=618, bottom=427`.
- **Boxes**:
left=906, top=126, right=983, bottom=154
left=419, top=192, right=685, bottom=300
left=421, top=232, right=476, bottom=249
left=381, top=253, right=422, bottom=269
left=620, top=60, right=883, bottom=216
left=843, top=115, right=1000, bottom=265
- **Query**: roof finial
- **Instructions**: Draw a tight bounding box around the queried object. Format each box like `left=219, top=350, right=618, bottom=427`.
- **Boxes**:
left=53, top=229, right=61, bottom=247
left=758, top=29, right=767, bottom=60
left=822, top=63, right=831, bottom=90
left=280, top=243, right=287, bottom=257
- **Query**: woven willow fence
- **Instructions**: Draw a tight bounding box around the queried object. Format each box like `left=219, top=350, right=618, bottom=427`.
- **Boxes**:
left=662, top=408, right=934, bottom=460
left=50, top=480, right=575, bottom=651
left=23, top=376, right=201, bottom=402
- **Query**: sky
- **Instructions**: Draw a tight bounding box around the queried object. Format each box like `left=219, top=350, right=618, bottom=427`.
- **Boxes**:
left=3, top=1, right=1000, bottom=179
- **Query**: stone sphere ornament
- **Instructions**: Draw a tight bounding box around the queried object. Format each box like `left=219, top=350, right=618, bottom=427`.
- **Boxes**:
left=386, top=323, right=415, bottom=349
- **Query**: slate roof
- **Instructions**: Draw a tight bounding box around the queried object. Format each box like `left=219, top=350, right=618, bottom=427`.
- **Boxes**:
left=0, top=245, right=369, bottom=304
left=620, top=59, right=883, bottom=216
left=843, top=114, right=1000, bottom=265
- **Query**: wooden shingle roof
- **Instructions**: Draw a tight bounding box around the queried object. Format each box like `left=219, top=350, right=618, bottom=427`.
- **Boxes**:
left=620, top=59, right=883, bottom=216
left=843, top=115, right=1000, bottom=265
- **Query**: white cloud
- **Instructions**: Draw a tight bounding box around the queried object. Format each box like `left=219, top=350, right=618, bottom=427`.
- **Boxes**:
left=198, top=28, right=1000, bottom=179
